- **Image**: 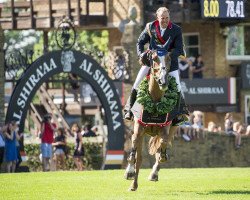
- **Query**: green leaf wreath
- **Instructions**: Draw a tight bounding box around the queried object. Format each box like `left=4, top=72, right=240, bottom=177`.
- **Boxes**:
left=137, top=76, right=179, bottom=115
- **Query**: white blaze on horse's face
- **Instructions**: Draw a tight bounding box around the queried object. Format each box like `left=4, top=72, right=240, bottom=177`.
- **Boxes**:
left=158, top=56, right=168, bottom=91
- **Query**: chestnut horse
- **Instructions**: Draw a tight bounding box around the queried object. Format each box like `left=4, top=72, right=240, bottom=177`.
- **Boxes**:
left=124, top=46, right=178, bottom=191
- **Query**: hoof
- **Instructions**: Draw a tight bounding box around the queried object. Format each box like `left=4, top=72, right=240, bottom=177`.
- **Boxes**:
left=148, top=173, right=158, bottom=182
left=128, top=183, right=138, bottom=191
left=128, top=187, right=137, bottom=191
left=124, top=171, right=135, bottom=180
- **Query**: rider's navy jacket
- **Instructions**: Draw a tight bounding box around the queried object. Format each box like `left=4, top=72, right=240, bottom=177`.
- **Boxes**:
left=137, top=20, right=185, bottom=72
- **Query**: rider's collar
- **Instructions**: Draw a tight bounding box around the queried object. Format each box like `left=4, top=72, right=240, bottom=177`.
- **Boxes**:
left=167, top=21, right=172, bottom=29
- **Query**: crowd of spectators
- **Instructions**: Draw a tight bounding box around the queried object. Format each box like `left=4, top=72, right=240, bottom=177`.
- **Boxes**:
left=177, top=54, right=249, bottom=149
left=177, top=111, right=249, bottom=150
left=177, top=111, right=204, bottom=141
left=0, top=113, right=98, bottom=173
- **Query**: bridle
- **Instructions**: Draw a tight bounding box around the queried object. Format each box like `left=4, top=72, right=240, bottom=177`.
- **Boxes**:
left=149, top=50, right=170, bottom=91
left=149, top=36, right=172, bottom=91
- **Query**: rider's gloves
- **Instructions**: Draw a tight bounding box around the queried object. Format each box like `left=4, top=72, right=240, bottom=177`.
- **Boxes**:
left=139, top=51, right=150, bottom=66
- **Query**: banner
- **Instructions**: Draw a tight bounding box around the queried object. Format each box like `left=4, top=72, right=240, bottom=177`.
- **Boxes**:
left=181, top=78, right=236, bottom=105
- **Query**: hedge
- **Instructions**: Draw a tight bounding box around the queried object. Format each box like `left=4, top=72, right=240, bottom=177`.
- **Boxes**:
left=24, top=142, right=103, bottom=171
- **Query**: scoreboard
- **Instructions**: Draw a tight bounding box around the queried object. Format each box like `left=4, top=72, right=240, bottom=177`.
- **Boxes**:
left=201, top=0, right=245, bottom=18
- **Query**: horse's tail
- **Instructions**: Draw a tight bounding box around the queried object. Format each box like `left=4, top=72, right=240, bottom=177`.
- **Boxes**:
left=148, top=135, right=162, bottom=155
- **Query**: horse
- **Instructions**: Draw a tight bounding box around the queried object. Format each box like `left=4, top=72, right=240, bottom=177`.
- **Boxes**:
left=124, top=38, right=179, bottom=191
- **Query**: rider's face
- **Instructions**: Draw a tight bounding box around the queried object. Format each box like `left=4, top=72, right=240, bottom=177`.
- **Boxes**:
left=157, top=11, right=170, bottom=29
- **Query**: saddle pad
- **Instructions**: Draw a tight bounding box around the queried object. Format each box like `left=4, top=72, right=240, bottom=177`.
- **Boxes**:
left=131, top=102, right=171, bottom=127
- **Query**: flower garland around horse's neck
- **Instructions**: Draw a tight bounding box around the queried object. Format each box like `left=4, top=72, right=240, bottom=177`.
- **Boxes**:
left=137, top=76, right=179, bottom=115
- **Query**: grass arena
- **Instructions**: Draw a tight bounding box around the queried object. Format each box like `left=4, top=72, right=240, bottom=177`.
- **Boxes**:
left=0, top=168, right=249, bottom=200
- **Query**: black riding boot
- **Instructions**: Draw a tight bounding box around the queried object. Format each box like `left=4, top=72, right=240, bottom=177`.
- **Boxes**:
left=124, top=89, right=137, bottom=120
left=172, top=92, right=189, bottom=126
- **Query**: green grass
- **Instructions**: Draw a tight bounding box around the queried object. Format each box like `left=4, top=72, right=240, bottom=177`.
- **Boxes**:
left=0, top=168, right=249, bottom=200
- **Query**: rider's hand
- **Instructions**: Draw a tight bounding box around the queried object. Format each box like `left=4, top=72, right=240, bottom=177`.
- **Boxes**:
left=139, top=53, right=145, bottom=65
left=139, top=52, right=150, bottom=66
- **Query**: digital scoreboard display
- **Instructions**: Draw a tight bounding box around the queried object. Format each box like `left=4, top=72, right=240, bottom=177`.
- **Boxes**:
left=201, top=0, right=245, bottom=19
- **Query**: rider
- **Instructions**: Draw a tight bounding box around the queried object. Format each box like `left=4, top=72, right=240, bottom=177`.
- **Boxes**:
left=124, top=7, right=189, bottom=123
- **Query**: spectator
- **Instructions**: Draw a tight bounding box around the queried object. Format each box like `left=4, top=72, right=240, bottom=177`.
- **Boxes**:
left=178, top=56, right=193, bottom=79
left=192, top=111, right=204, bottom=139
left=40, top=113, right=56, bottom=172
left=191, top=54, right=205, bottom=79
left=224, top=113, right=234, bottom=135
left=15, top=131, right=23, bottom=171
left=207, top=121, right=218, bottom=132
left=224, top=113, right=241, bottom=149
left=71, top=123, right=84, bottom=171
left=69, top=73, right=80, bottom=102
left=245, top=125, right=250, bottom=136
left=5, top=121, right=19, bottom=173
left=0, top=125, right=7, bottom=172
left=179, top=114, right=194, bottom=141
left=233, top=122, right=242, bottom=149
left=82, top=123, right=97, bottom=137
left=53, top=127, right=67, bottom=170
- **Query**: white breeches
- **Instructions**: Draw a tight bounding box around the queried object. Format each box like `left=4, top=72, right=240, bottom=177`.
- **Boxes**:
left=132, top=66, right=182, bottom=95
left=132, top=65, right=150, bottom=89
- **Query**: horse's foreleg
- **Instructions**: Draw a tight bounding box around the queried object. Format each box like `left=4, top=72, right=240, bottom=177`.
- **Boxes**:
left=148, top=152, right=161, bottom=181
left=129, top=133, right=143, bottom=191
left=125, top=121, right=143, bottom=180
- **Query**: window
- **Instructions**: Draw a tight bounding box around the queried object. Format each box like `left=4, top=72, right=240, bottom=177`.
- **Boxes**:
left=227, top=25, right=250, bottom=60
left=183, top=33, right=200, bottom=57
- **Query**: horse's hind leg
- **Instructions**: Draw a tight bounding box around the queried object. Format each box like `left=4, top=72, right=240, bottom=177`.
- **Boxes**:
left=159, top=126, right=171, bottom=163
left=148, top=125, right=179, bottom=181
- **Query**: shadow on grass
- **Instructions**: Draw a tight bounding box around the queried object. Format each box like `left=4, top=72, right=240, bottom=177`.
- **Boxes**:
left=198, top=190, right=250, bottom=195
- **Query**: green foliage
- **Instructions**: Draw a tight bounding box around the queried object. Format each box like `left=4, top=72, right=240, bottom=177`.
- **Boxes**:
left=137, top=76, right=179, bottom=115
left=4, top=30, right=41, bottom=53
left=24, top=144, right=42, bottom=172
left=24, top=142, right=103, bottom=171
left=0, top=168, right=249, bottom=200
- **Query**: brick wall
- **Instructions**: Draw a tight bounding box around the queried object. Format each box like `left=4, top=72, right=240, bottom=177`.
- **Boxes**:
left=182, top=22, right=237, bottom=79
left=141, top=133, right=250, bottom=168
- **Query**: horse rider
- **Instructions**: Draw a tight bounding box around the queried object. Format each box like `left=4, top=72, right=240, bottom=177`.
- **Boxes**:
left=124, top=7, right=189, bottom=124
